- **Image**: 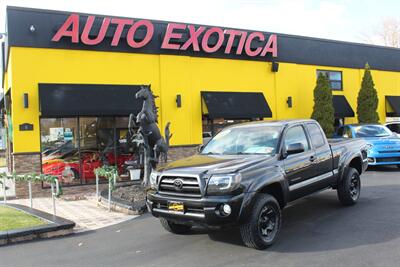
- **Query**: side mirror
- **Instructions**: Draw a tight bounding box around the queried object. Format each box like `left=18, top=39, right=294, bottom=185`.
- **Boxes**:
left=286, top=143, right=305, bottom=155
left=197, top=144, right=204, bottom=153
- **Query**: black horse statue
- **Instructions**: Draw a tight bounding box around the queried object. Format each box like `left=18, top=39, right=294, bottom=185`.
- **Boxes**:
left=134, top=85, right=171, bottom=166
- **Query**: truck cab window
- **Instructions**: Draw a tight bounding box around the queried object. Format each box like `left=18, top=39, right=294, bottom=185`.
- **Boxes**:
left=284, top=126, right=310, bottom=151
left=306, top=123, right=325, bottom=148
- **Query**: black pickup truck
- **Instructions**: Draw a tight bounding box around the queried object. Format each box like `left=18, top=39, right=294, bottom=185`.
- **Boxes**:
left=147, top=120, right=368, bottom=249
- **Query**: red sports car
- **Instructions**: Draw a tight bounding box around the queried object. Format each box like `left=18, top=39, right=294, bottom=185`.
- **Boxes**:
left=42, top=149, right=134, bottom=184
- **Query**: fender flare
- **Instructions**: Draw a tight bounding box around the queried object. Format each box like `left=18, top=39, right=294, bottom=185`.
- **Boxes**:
left=237, top=167, right=288, bottom=223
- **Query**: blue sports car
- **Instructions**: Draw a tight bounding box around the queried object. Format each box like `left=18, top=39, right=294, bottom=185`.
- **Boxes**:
left=335, top=124, right=400, bottom=168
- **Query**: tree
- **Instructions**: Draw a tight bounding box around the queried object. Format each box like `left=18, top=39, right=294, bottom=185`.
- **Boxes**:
left=357, top=63, right=379, bottom=123
left=379, top=17, right=400, bottom=48
left=359, top=17, right=400, bottom=48
left=311, top=73, right=335, bottom=137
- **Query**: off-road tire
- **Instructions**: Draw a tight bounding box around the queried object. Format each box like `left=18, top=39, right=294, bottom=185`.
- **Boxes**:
left=159, top=218, right=192, bottom=234
left=239, top=194, right=282, bottom=250
left=337, top=167, right=361, bottom=206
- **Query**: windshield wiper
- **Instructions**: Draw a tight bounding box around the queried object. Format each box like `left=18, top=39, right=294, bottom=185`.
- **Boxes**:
left=203, top=152, right=220, bottom=155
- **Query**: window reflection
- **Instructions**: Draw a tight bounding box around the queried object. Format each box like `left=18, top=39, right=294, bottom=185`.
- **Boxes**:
left=40, top=117, right=136, bottom=186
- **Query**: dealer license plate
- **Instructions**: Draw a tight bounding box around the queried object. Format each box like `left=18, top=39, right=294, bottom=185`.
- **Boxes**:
left=168, top=201, right=184, bottom=212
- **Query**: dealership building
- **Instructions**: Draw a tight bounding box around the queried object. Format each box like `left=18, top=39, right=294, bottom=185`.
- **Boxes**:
left=1, top=7, right=400, bottom=197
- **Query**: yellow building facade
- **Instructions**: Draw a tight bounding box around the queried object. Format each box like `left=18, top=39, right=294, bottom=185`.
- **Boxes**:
left=2, top=7, right=400, bottom=195
left=5, top=47, right=400, bottom=154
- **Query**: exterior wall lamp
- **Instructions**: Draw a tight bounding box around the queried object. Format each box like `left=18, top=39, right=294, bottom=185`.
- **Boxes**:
left=23, top=93, right=29, bottom=108
left=272, top=61, right=279, bottom=72
left=287, top=96, right=292, bottom=108
left=176, top=94, right=182, bottom=108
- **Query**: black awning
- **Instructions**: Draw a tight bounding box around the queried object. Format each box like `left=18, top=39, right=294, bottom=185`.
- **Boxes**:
left=39, top=84, right=143, bottom=117
left=332, top=95, right=355, bottom=118
left=386, top=96, right=400, bottom=116
left=201, top=91, right=272, bottom=119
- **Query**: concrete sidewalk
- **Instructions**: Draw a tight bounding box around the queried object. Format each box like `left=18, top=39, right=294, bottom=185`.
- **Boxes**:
left=9, top=196, right=138, bottom=232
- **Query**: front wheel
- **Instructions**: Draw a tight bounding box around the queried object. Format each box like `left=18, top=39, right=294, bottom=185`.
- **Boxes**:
left=239, top=194, right=282, bottom=250
left=159, top=218, right=192, bottom=234
left=337, top=167, right=361, bottom=206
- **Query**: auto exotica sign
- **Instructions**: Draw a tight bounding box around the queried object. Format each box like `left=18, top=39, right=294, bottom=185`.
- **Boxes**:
left=52, top=14, right=278, bottom=58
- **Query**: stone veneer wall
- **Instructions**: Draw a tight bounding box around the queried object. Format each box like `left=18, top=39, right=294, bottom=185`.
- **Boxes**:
left=167, top=145, right=198, bottom=162
left=11, top=145, right=199, bottom=198
left=12, top=153, right=48, bottom=198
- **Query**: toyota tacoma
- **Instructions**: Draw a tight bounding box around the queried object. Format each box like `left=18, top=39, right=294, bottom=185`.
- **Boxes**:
left=147, top=120, right=368, bottom=249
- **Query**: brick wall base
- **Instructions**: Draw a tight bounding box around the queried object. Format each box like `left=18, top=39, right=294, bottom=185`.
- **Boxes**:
left=11, top=145, right=199, bottom=198
left=167, top=145, right=198, bottom=162
left=12, top=153, right=45, bottom=198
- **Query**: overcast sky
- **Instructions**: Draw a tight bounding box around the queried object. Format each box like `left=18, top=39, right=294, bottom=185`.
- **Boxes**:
left=1, top=0, right=400, bottom=44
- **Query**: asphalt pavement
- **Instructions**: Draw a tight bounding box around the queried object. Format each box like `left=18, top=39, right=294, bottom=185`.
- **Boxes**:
left=1, top=167, right=400, bottom=267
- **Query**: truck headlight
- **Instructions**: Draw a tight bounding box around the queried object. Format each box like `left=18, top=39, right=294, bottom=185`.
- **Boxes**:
left=207, top=173, right=242, bottom=195
left=149, top=171, right=160, bottom=189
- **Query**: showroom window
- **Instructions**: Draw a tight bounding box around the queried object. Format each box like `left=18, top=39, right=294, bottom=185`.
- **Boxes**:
left=40, top=117, right=135, bottom=186
left=317, top=70, right=343, bottom=90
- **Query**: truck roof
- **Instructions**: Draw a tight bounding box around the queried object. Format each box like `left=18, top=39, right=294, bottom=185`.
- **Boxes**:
left=228, top=119, right=317, bottom=128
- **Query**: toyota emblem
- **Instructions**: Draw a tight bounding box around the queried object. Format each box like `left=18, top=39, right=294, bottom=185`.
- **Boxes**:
left=173, top=179, right=184, bottom=191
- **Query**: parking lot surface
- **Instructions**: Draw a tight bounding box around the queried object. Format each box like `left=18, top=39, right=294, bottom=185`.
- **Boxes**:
left=1, top=167, right=399, bottom=267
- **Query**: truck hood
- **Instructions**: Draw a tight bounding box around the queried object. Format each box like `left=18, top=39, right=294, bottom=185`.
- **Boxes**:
left=157, top=154, right=273, bottom=175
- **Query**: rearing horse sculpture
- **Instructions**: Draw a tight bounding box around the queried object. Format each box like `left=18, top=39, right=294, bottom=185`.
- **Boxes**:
left=134, top=85, right=171, bottom=167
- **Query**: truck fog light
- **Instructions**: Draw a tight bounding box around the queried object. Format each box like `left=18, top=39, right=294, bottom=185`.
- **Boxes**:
left=222, top=204, right=231, bottom=215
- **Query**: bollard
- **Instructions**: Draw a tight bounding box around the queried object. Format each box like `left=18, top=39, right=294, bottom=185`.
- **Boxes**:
left=96, top=173, right=99, bottom=200
left=2, top=176, right=6, bottom=204
left=28, top=181, right=33, bottom=208
left=113, top=172, right=116, bottom=186
left=108, top=177, right=112, bottom=212
left=51, top=182, right=56, bottom=216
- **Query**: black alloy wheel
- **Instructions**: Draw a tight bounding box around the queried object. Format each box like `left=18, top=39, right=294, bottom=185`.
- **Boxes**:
left=349, top=172, right=360, bottom=201
left=240, top=194, right=282, bottom=249
left=258, top=204, right=280, bottom=243
left=337, top=167, right=361, bottom=206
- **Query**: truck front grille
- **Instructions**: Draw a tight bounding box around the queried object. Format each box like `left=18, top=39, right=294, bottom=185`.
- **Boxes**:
left=158, top=175, right=201, bottom=198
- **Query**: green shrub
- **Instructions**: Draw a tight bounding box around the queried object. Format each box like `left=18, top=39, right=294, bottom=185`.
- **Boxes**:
left=357, top=63, right=379, bottom=123
left=311, top=73, right=335, bottom=137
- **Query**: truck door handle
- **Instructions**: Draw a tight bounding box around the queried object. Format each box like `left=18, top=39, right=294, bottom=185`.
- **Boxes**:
left=309, top=156, right=316, bottom=162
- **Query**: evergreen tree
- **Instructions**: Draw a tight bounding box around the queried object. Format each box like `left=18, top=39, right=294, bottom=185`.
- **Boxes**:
left=311, top=73, right=335, bottom=137
left=357, top=63, right=379, bottom=123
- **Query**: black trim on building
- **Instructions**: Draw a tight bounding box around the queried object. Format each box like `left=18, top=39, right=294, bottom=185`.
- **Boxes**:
left=1, top=42, right=4, bottom=88
left=332, top=95, right=354, bottom=118
left=201, top=91, right=272, bottom=119
left=5, top=6, right=400, bottom=72
left=386, top=96, right=400, bottom=117
left=38, top=84, right=143, bottom=117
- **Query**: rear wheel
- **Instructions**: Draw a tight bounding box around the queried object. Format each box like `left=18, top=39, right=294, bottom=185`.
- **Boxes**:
left=397, top=164, right=400, bottom=169
left=337, top=167, right=361, bottom=206
left=239, top=194, right=282, bottom=250
left=159, top=218, right=192, bottom=234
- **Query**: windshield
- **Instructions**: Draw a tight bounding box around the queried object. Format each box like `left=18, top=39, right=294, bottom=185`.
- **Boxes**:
left=353, top=125, right=393, bottom=138
left=201, top=125, right=282, bottom=155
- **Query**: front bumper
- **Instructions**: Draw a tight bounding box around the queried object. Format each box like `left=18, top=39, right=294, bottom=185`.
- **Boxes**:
left=146, top=192, right=245, bottom=226
left=367, top=152, right=400, bottom=166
